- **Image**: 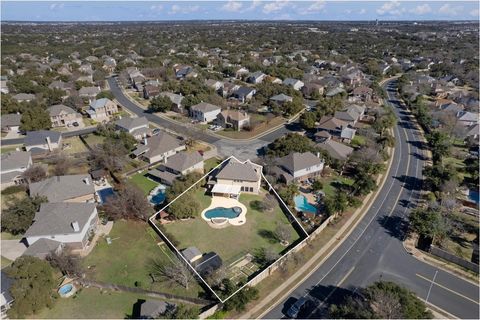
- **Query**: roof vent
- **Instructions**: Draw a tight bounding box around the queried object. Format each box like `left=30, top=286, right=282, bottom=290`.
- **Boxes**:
left=72, top=221, right=80, bottom=232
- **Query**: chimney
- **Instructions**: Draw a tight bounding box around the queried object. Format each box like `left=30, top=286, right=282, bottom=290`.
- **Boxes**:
left=46, top=136, right=53, bottom=151
left=83, top=177, right=90, bottom=185
left=164, top=156, right=167, bottom=164
left=72, top=221, right=80, bottom=232
left=317, top=152, right=320, bottom=158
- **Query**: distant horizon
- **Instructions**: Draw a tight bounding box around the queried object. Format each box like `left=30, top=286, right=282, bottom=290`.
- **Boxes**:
left=1, top=19, right=478, bottom=23
left=1, top=1, right=479, bottom=22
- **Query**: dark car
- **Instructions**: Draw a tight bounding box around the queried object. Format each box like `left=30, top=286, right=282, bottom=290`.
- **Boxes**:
left=72, top=122, right=79, bottom=127
left=286, top=297, right=308, bottom=318
left=152, top=128, right=161, bottom=136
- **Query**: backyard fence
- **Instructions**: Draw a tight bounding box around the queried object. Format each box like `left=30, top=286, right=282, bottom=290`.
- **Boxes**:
left=76, top=278, right=212, bottom=306
left=429, top=246, right=479, bottom=274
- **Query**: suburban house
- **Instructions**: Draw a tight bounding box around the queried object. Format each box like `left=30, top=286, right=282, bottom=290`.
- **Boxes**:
left=232, top=87, right=256, bottom=103
left=158, top=92, right=184, bottom=113
left=24, top=130, right=62, bottom=154
left=143, top=85, right=160, bottom=99
left=48, top=80, right=73, bottom=94
left=29, top=174, right=95, bottom=203
left=334, top=105, right=366, bottom=126
left=138, top=300, right=176, bottom=319
left=0, top=113, right=21, bottom=133
left=317, top=116, right=356, bottom=142
left=190, top=102, right=222, bottom=123
left=24, top=202, right=98, bottom=250
left=115, top=116, right=149, bottom=140
left=1, top=151, right=32, bottom=190
left=147, top=151, right=204, bottom=186
left=270, top=93, right=293, bottom=105
left=12, top=93, right=35, bottom=102
left=283, top=78, right=305, bottom=91
left=456, top=111, right=479, bottom=127
left=216, top=109, right=250, bottom=131
left=302, top=82, right=325, bottom=97
left=352, top=86, right=373, bottom=101
left=175, top=66, right=197, bottom=79
left=47, top=104, right=83, bottom=128
left=208, top=158, right=263, bottom=197
left=22, top=238, right=63, bottom=259
left=87, top=98, right=118, bottom=121
left=78, top=86, right=101, bottom=98
left=205, top=79, right=223, bottom=91
left=247, top=71, right=266, bottom=84
left=132, top=132, right=186, bottom=164
left=219, top=81, right=240, bottom=97
left=317, top=139, right=354, bottom=161
left=274, top=152, right=325, bottom=183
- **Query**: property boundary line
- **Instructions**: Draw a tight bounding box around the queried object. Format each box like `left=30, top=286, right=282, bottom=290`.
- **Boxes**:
left=148, top=155, right=310, bottom=303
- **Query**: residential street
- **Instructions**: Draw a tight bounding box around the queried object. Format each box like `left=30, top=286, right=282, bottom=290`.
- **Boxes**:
left=262, top=79, right=480, bottom=319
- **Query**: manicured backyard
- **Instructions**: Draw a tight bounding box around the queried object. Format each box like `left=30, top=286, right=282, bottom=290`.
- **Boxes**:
left=162, top=188, right=302, bottom=265
left=129, top=171, right=159, bottom=195
left=82, top=220, right=205, bottom=299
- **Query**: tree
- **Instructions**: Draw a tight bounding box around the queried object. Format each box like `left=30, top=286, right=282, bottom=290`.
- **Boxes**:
left=102, top=184, right=152, bottom=221
left=64, top=95, right=85, bottom=112
left=149, top=257, right=194, bottom=290
left=1, top=196, right=48, bottom=235
left=46, top=251, right=83, bottom=277
left=89, top=141, right=127, bottom=172
left=223, top=284, right=259, bottom=312
left=96, top=90, right=114, bottom=100
left=44, top=88, right=65, bottom=105
left=167, top=196, right=200, bottom=219
left=5, top=256, right=56, bottom=318
left=159, top=304, right=198, bottom=319
left=426, top=130, right=451, bottom=163
left=20, top=107, right=52, bottom=131
left=324, top=191, right=349, bottom=216
left=278, top=183, right=299, bottom=207
left=275, top=224, right=292, bottom=245
left=311, top=179, right=323, bottom=192
left=409, top=207, right=446, bottom=239
left=267, top=133, right=315, bottom=157
left=299, top=111, right=317, bottom=129
left=52, top=153, right=72, bottom=176
left=149, top=96, right=172, bottom=113
left=22, top=165, right=47, bottom=183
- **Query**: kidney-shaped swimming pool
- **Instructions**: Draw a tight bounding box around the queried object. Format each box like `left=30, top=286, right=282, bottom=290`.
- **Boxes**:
left=204, top=206, right=242, bottom=219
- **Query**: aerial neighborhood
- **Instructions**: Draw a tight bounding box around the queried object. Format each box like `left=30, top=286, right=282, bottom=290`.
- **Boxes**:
left=0, top=6, right=479, bottom=320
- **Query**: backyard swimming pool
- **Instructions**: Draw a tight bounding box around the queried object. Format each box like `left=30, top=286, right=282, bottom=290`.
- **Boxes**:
left=468, top=190, right=479, bottom=205
left=97, top=188, right=115, bottom=204
left=148, top=184, right=166, bottom=205
left=204, top=206, right=242, bottom=219
left=294, top=195, right=317, bottom=214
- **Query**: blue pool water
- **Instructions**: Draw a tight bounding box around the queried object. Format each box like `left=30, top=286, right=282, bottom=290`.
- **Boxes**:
left=204, top=207, right=242, bottom=219
left=149, top=185, right=166, bottom=205
left=468, top=190, right=479, bottom=204
left=294, top=195, right=317, bottom=214
left=58, top=284, right=73, bottom=295
left=97, top=188, right=115, bottom=204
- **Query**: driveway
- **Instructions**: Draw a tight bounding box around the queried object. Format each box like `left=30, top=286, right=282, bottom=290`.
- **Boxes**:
left=1, top=239, right=28, bottom=261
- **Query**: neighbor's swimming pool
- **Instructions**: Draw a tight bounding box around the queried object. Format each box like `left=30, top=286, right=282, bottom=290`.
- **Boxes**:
left=468, top=190, right=479, bottom=205
left=294, top=195, right=317, bottom=214
left=97, top=187, right=115, bottom=204
left=148, top=184, right=166, bottom=205
left=204, top=206, right=242, bottom=219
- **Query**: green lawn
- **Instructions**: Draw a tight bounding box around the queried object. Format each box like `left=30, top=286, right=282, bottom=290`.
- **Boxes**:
left=82, top=220, right=205, bottom=299
left=1, top=256, right=12, bottom=268
left=351, top=135, right=367, bottom=147
left=0, top=145, right=22, bottom=154
left=129, top=172, right=159, bottom=195
left=32, top=287, right=166, bottom=319
left=204, top=157, right=223, bottom=173
left=82, top=134, right=106, bottom=148
left=320, top=174, right=355, bottom=198
left=163, top=189, right=302, bottom=265
left=1, top=232, right=22, bottom=240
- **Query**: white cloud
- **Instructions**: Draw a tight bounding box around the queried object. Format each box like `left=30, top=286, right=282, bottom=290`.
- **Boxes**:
left=49, top=3, right=64, bottom=10
left=149, top=4, right=163, bottom=12
left=438, top=4, right=463, bottom=16
left=358, top=8, right=367, bottom=15
left=376, top=1, right=405, bottom=16
left=470, top=9, right=480, bottom=17
left=263, top=0, right=290, bottom=14
left=306, top=0, right=326, bottom=13
left=169, top=4, right=200, bottom=15
left=222, top=1, right=243, bottom=13
left=410, top=4, right=431, bottom=15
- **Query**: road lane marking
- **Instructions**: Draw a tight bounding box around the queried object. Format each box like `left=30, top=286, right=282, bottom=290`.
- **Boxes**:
left=416, top=273, right=480, bottom=305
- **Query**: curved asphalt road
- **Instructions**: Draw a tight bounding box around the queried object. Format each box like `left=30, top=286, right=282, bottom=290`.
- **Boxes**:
left=262, top=79, right=479, bottom=319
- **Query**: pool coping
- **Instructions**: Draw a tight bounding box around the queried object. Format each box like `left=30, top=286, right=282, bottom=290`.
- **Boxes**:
left=200, top=196, right=247, bottom=226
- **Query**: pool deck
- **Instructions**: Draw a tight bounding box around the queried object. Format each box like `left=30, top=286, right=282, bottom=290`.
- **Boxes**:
left=201, top=196, right=247, bottom=227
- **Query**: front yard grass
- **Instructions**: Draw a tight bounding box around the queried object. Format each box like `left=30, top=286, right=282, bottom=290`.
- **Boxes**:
left=129, top=171, right=158, bottom=195
left=215, top=116, right=285, bottom=139
left=82, top=220, right=205, bottom=299
left=31, top=287, right=169, bottom=319
left=163, top=188, right=302, bottom=265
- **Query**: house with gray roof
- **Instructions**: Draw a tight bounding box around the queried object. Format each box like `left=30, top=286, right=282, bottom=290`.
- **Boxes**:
left=270, top=93, right=293, bottom=105
left=78, top=86, right=101, bottom=98
left=12, top=93, right=35, bottom=102
left=247, top=71, right=266, bottom=84
left=317, top=139, right=353, bottom=161
left=139, top=300, right=176, bottom=319
left=24, top=202, right=98, bottom=250
left=283, top=78, right=305, bottom=91
left=0, top=113, right=21, bottom=133
left=24, top=130, right=62, bottom=154
left=115, top=116, right=149, bottom=140
left=29, top=174, right=95, bottom=203
left=209, top=158, right=262, bottom=197
left=147, top=151, right=204, bottom=186
left=48, top=104, right=83, bottom=128
left=334, top=104, right=365, bottom=126
left=22, top=238, right=63, bottom=259
left=190, top=102, right=222, bottom=123
left=274, top=152, right=324, bottom=183
left=87, top=98, right=118, bottom=121
left=158, top=92, right=184, bottom=113
left=1, top=151, right=32, bottom=190
left=133, top=132, right=186, bottom=164
left=232, top=87, right=256, bottom=103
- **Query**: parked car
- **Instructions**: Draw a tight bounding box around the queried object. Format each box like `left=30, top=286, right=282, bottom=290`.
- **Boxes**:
left=152, top=128, right=161, bottom=136
left=72, top=122, right=79, bottom=127
left=286, top=297, right=308, bottom=318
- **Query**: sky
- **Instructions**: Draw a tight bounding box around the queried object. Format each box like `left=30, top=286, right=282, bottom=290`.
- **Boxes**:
left=1, top=1, right=479, bottom=22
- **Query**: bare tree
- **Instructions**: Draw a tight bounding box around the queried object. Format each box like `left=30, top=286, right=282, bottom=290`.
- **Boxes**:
left=102, top=184, right=152, bottom=221
left=89, top=142, right=127, bottom=173
left=275, top=224, right=292, bottom=245
left=369, top=289, right=403, bottom=319
left=149, top=257, right=194, bottom=290
left=52, top=153, right=73, bottom=176
left=22, top=165, right=47, bottom=183
left=47, top=250, right=83, bottom=277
